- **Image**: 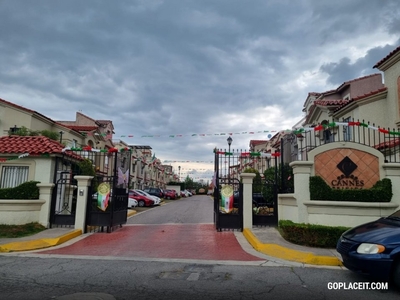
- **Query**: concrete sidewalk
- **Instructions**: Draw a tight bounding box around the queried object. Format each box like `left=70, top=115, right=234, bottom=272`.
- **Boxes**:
left=244, top=227, right=342, bottom=266
left=0, top=207, right=342, bottom=267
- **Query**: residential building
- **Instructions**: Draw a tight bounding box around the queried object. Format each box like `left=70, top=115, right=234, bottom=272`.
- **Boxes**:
left=0, top=98, right=85, bottom=147
left=57, top=111, right=115, bottom=150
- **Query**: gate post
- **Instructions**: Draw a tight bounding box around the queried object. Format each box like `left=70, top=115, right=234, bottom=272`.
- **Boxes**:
left=74, top=175, right=94, bottom=232
left=240, top=173, right=256, bottom=229
left=37, top=183, right=55, bottom=228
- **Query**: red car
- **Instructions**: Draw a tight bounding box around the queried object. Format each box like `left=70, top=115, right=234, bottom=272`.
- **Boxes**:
left=129, top=190, right=154, bottom=207
left=164, top=189, right=178, bottom=200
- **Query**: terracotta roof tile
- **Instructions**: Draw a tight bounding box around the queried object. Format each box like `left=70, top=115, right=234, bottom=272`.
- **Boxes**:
left=334, top=87, right=387, bottom=112
left=314, top=99, right=350, bottom=106
left=373, top=45, right=400, bottom=69
left=0, top=136, right=81, bottom=159
left=249, top=140, right=268, bottom=146
left=374, top=138, right=400, bottom=150
left=64, top=125, right=98, bottom=132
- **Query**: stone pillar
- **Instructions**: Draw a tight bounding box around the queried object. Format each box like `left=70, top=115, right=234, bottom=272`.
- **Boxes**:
left=289, top=161, right=313, bottom=223
left=74, top=175, right=94, bottom=232
left=37, top=183, right=55, bottom=228
left=240, top=173, right=256, bottom=229
left=383, top=163, right=400, bottom=208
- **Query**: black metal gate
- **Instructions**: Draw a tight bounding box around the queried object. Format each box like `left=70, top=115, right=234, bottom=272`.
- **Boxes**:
left=49, top=149, right=130, bottom=232
left=213, top=148, right=282, bottom=230
left=85, top=149, right=131, bottom=233
left=251, top=152, right=281, bottom=227
left=213, top=149, right=243, bottom=231
left=252, top=181, right=278, bottom=226
left=50, top=172, right=77, bottom=227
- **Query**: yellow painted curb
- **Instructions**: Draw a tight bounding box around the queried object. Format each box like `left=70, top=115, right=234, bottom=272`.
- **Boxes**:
left=127, top=210, right=137, bottom=217
left=243, top=228, right=343, bottom=266
left=0, top=229, right=82, bottom=253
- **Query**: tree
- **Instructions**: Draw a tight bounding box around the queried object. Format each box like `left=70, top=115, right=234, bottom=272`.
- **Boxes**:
left=184, top=175, right=194, bottom=190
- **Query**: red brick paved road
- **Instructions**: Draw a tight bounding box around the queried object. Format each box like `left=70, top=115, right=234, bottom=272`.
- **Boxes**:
left=40, top=224, right=263, bottom=261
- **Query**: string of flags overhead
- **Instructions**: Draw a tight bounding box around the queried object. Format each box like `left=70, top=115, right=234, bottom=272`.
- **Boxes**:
left=293, top=121, right=398, bottom=135
left=76, top=121, right=399, bottom=139
left=85, top=130, right=287, bottom=139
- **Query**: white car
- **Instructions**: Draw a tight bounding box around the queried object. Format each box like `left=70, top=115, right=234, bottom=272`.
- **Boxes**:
left=134, top=189, right=161, bottom=206
left=183, top=190, right=192, bottom=197
left=128, top=197, right=138, bottom=208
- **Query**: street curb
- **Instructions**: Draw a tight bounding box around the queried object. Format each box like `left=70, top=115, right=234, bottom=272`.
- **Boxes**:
left=0, top=229, right=82, bottom=253
left=127, top=210, right=137, bottom=217
left=242, top=228, right=343, bottom=266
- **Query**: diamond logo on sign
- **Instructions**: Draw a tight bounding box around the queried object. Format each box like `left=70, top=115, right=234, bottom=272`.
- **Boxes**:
left=337, top=156, right=357, bottom=177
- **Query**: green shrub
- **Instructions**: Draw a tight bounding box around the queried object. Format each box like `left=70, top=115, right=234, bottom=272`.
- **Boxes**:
left=0, top=181, right=41, bottom=199
left=310, top=176, right=392, bottom=202
left=279, top=220, right=350, bottom=248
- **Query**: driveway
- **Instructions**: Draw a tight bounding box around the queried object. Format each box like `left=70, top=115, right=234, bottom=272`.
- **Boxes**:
left=38, top=195, right=264, bottom=262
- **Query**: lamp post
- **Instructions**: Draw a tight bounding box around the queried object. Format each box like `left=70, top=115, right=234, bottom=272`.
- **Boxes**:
left=227, top=136, right=232, bottom=180
left=59, top=131, right=64, bottom=144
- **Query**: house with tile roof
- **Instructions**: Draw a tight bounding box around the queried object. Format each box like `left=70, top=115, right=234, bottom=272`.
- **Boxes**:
left=302, top=73, right=386, bottom=129
left=0, top=135, right=87, bottom=226
left=276, top=46, right=400, bottom=228
left=293, top=46, right=400, bottom=160
left=0, top=135, right=83, bottom=187
left=373, top=45, right=400, bottom=128
left=57, top=111, right=115, bottom=150
left=0, top=97, right=86, bottom=147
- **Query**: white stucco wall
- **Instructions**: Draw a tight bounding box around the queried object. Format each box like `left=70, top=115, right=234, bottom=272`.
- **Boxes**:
left=382, top=59, right=400, bottom=125
left=0, top=200, right=46, bottom=225
left=278, top=142, right=400, bottom=228
left=34, top=158, right=56, bottom=183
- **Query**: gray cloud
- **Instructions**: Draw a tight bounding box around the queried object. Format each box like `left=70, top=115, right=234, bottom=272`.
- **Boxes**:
left=0, top=0, right=399, bottom=180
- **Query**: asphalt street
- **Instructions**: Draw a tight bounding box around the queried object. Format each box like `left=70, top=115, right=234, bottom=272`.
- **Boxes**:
left=0, top=195, right=399, bottom=299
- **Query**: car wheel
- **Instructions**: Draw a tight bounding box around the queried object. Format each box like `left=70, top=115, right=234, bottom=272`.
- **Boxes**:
left=393, top=260, right=400, bottom=289
left=138, top=200, right=145, bottom=207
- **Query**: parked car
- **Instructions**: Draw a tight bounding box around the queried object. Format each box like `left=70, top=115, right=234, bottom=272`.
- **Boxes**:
left=252, top=193, right=269, bottom=207
left=129, top=190, right=154, bottom=207
left=128, top=197, right=138, bottom=208
left=184, top=190, right=192, bottom=197
left=181, top=190, right=190, bottom=197
left=232, top=192, right=271, bottom=208
left=134, top=189, right=161, bottom=206
left=336, top=209, right=400, bottom=288
left=164, top=189, right=178, bottom=200
left=143, top=187, right=164, bottom=198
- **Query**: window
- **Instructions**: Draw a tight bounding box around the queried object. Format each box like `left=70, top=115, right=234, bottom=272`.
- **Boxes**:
left=1, top=166, right=29, bottom=188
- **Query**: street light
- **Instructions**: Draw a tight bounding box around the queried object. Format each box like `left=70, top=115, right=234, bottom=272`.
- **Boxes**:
left=227, top=136, right=232, bottom=180
left=227, top=136, right=232, bottom=152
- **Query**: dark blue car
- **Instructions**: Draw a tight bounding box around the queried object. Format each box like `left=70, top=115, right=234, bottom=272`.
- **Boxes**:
left=336, top=209, right=400, bottom=288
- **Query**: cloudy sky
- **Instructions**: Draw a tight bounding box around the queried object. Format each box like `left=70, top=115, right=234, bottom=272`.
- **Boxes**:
left=1, top=0, right=399, bottom=182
